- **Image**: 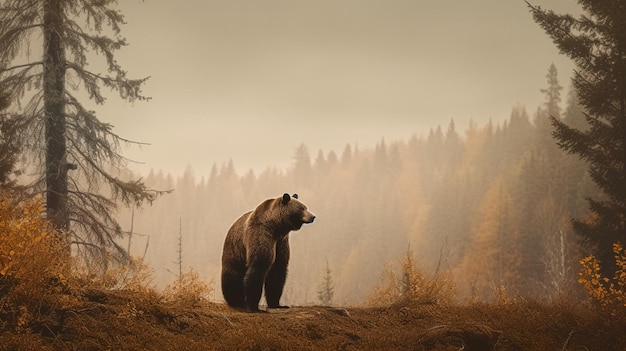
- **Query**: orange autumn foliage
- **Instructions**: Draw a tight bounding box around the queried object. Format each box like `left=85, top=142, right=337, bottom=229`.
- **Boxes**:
left=0, top=193, right=67, bottom=279
left=578, top=243, right=626, bottom=314
left=0, top=191, right=69, bottom=331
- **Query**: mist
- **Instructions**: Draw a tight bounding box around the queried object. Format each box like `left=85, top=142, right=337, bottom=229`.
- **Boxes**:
left=90, top=0, right=580, bottom=176
left=116, top=93, right=593, bottom=306
left=94, top=1, right=594, bottom=305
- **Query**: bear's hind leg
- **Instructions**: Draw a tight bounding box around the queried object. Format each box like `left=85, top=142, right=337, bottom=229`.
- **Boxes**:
left=222, top=267, right=245, bottom=309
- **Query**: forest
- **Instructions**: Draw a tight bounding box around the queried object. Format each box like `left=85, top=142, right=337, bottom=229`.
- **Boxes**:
left=2, top=1, right=626, bottom=349
left=118, top=64, right=598, bottom=306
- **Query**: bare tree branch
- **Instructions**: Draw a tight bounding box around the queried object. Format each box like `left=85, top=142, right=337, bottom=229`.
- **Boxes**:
left=0, top=61, right=43, bottom=74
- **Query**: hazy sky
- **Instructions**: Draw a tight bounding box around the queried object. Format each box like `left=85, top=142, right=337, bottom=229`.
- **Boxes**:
left=92, top=0, right=580, bottom=176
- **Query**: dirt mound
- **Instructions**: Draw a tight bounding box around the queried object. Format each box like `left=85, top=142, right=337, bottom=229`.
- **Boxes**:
left=0, top=288, right=623, bottom=351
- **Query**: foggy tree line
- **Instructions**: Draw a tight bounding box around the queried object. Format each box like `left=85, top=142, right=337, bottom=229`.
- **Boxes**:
left=118, top=65, right=597, bottom=304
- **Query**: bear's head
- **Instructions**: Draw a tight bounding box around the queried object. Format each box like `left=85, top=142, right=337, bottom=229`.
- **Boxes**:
left=279, top=193, right=315, bottom=231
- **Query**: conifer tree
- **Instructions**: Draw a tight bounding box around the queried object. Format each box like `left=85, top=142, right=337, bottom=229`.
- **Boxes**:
left=293, top=143, right=312, bottom=187
left=0, top=1, right=161, bottom=260
left=541, top=63, right=563, bottom=120
left=317, top=259, right=334, bottom=306
left=534, top=64, right=563, bottom=152
left=528, top=1, right=626, bottom=272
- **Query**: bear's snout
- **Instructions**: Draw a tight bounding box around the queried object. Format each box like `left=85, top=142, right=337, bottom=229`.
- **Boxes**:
left=303, top=213, right=316, bottom=224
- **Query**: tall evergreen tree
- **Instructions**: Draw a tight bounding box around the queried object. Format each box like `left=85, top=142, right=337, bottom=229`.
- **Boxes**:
left=293, top=143, right=312, bottom=187
left=317, top=259, right=334, bottom=306
left=541, top=63, right=563, bottom=120
left=528, top=1, right=626, bottom=271
left=0, top=1, right=161, bottom=260
left=534, top=64, right=563, bottom=153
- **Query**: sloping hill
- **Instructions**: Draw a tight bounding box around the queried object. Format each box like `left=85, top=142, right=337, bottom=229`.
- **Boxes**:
left=1, top=288, right=622, bottom=351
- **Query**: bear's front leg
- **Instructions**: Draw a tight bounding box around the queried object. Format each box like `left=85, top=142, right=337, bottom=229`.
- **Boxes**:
left=265, top=263, right=289, bottom=308
left=265, top=237, right=290, bottom=309
left=243, top=253, right=272, bottom=313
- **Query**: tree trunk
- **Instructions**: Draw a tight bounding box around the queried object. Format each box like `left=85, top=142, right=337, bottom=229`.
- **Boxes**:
left=43, top=0, right=69, bottom=231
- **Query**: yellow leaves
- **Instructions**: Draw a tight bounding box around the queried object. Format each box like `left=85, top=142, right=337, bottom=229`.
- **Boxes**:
left=0, top=191, right=70, bottom=331
left=0, top=192, right=64, bottom=279
left=578, top=243, right=626, bottom=310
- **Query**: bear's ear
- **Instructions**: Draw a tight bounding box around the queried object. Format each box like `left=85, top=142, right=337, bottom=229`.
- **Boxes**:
left=282, top=193, right=291, bottom=204
left=292, top=193, right=298, bottom=199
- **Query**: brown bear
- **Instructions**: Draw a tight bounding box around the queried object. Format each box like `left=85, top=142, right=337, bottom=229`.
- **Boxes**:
left=221, top=193, right=316, bottom=312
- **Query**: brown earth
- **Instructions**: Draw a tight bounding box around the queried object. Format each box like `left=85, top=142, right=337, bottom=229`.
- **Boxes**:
left=0, top=289, right=623, bottom=351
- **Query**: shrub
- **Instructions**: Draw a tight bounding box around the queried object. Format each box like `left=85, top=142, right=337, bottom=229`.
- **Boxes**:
left=162, top=268, right=213, bottom=307
left=0, top=192, right=70, bottom=330
left=578, top=243, right=626, bottom=314
left=367, top=248, right=456, bottom=307
left=0, top=192, right=68, bottom=282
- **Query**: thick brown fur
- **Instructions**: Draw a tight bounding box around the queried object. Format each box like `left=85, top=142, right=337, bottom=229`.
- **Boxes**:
left=221, top=193, right=315, bottom=312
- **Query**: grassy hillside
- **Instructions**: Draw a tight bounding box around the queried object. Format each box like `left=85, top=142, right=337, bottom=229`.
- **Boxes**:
left=0, top=286, right=623, bottom=351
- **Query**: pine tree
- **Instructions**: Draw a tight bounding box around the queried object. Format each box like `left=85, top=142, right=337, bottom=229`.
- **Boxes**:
left=541, top=63, right=563, bottom=120
left=534, top=64, right=563, bottom=153
left=293, top=143, right=312, bottom=187
left=0, top=1, right=163, bottom=260
left=528, top=1, right=626, bottom=274
left=317, top=259, right=334, bottom=306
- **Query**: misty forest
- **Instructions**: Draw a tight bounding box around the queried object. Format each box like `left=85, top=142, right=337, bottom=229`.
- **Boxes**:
left=121, top=66, right=595, bottom=305
left=1, top=0, right=626, bottom=350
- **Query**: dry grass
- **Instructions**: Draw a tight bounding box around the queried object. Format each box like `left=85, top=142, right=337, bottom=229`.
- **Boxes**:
left=1, top=285, right=624, bottom=351
left=367, top=247, right=456, bottom=307
left=162, top=267, right=213, bottom=307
